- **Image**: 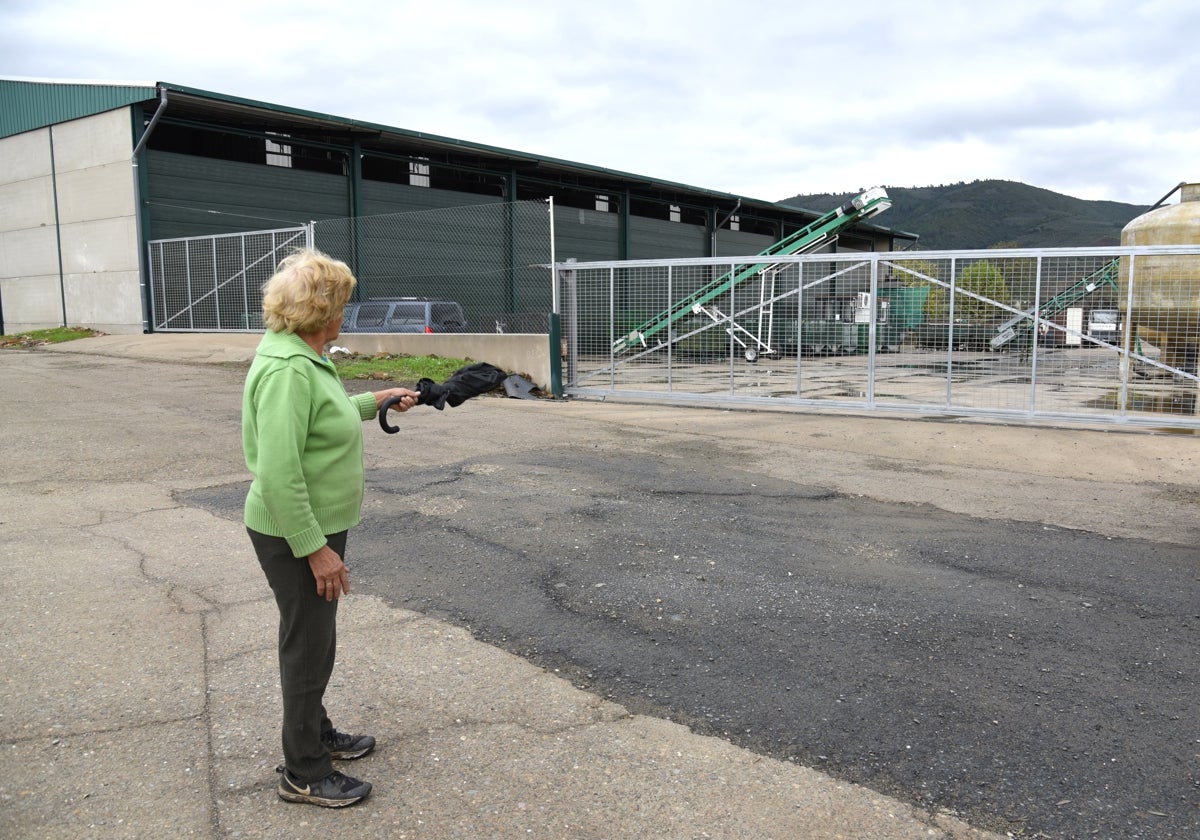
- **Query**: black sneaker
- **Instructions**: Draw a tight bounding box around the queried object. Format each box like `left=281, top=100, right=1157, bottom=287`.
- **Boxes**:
left=321, top=728, right=376, bottom=760
left=277, top=766, right=371, bottom=807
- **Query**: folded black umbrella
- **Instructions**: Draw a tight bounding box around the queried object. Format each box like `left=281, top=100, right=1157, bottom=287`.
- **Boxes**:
left=379, top=362, right=508, bottom=433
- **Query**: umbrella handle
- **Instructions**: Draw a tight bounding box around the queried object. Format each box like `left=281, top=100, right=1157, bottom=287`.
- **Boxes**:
left=379, top=395, right=404, bottom=434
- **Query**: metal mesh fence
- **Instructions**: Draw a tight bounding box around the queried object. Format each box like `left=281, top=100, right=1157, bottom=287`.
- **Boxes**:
left=148, top=226, right=309, bottom=331
left=560, top=245, right=1200, bottom=428
left=312, top=200, right=553, bottom=333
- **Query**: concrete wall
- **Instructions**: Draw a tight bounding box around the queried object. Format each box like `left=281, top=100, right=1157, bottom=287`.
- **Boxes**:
left=331, top=332, right=554, bottom=390
left=0, top=109, right=143, bottom=335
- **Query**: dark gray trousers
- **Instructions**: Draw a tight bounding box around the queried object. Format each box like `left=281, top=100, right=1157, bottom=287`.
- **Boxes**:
left=248, top=528, right=347, bottom=782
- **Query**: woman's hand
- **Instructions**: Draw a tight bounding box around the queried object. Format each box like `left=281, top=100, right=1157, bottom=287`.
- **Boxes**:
left=308, top=544, right=350, bottom=601
left=375, top=387, right=420, bottom=413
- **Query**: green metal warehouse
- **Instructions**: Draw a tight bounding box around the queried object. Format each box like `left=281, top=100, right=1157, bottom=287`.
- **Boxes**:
left=0, top=78, right=913, bottom=336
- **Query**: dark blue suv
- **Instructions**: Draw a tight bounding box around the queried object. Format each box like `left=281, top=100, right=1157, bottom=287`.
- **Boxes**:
left=342, top=299, right=468, bottom=333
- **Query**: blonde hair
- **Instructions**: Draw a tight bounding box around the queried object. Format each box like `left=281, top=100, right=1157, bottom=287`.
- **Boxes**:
left=261, top=249, right=357, bottom=334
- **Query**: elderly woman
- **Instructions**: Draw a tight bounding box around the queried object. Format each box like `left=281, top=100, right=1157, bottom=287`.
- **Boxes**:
left=242, top=248, right=419, bottom=808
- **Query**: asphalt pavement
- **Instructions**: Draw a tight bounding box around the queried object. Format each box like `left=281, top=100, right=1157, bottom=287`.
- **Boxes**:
left=2, top=332, right=1197, bottom=839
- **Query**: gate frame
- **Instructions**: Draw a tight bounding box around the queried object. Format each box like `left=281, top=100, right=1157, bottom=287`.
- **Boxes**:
left=148, top=225, right=312, bottom=332
left=556, top=245, right=1200, bottom=430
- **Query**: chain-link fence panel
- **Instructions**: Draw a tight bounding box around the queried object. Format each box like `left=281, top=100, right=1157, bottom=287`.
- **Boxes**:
left=312, top=200, right=553, bottom=333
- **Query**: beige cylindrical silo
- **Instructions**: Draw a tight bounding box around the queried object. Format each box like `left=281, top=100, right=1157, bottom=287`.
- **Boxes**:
left=1120, top=182, right=1200, bottom=373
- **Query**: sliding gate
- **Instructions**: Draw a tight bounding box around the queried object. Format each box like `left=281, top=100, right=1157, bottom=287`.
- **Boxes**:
left=558, top=245, right=1200, bottom=429
left=148, top=226, right=310, bottom=331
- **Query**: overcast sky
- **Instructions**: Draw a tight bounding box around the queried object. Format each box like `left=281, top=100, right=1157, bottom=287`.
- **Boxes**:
left=3, top=0, right=1196, bottom=205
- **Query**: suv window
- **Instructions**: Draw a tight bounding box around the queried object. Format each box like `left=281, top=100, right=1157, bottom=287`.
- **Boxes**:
left=341, top=299, right=468, bottom=333
left=387, top=303, right=427, bottom=327
left=354, top=303, right=388, bottom=328
left=431, top=303, right=467, bottom=329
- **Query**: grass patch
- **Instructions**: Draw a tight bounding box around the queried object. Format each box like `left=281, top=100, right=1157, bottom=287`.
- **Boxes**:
left=0, top=326, right=101, bottom=348
left=332, top=352, right=471, bottom=383
left=0, top=333, right=497, bottom=393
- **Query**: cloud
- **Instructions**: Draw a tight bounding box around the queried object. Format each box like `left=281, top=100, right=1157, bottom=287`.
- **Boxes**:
left=3, top=0, right=1197, bottom=205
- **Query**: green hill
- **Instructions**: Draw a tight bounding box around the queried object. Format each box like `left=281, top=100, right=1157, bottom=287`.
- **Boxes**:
left=780, top=180, right=1151, bottom=250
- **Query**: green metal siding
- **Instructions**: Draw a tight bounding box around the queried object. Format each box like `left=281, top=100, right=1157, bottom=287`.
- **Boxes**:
left=352, top=181, right=512, bottom=321
left=714, top=228, right=776, bottom=257
left=0, top=79, right=155, bottom=138
left=553, top=206, right=620, bottom=263
left=628, top=216, right=708, bottom=260
left=360, top=180, right=503, bottom=216
left=320, top=180, right=554, bottom=330
left=145, top=150, right=350, bottom=240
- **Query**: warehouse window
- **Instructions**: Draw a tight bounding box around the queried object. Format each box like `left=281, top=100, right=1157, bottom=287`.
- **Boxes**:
left=265, top=133, right=291, bottom=168
left=360, top=155, right=504, bottom=196
left=147, top=122, right=262, bottom=164
left=627, top=196, right=706, bottom=225
left=146, top=122, right=345, bottom=174
left=409, top=158, right=430, bottom=187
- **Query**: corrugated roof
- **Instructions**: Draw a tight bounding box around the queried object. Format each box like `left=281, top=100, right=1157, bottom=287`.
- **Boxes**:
left=0, top=77, right=158, bottom=137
